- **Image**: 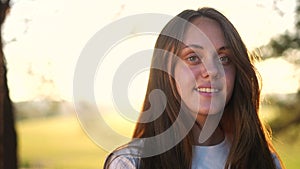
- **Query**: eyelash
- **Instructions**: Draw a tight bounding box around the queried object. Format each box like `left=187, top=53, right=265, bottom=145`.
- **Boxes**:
left=185, top=53, right=231, bottom=65
left=219, top=55, right=231, bottom=65
left=185, top=54, right=201, bottom=65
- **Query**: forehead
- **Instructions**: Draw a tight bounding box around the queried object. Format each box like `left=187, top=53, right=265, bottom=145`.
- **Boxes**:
left=183, top=17, right=226, bottom=50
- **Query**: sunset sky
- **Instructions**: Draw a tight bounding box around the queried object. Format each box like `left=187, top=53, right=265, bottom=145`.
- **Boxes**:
left=2, top=0, right=298, bottom=106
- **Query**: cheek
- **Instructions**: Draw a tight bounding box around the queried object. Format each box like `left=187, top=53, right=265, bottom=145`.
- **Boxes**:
left=225, top=67, right=236, bottom=101
left=174, top=64, right=197, bottom=96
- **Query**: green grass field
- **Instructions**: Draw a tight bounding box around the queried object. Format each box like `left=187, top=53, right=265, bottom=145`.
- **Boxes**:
left=17, top=115, right=300, bottom=169
left=273, top=132, right=300, bottom=169
left=17, top=115, right=111, bottom=169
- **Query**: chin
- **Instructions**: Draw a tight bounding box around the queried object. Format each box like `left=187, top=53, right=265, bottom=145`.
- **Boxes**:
left=198, top=107, right=224, bottom=116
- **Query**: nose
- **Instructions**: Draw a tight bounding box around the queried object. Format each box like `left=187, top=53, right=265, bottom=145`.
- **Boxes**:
left=200, top=56, right=220, bottom=79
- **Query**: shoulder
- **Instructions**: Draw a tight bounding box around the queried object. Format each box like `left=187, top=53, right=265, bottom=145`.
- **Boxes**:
left=104, top=141, right=142, bottom=169
left=272, top=153, right=283, bottom=169
left=104, top=153, right=139, bottom=169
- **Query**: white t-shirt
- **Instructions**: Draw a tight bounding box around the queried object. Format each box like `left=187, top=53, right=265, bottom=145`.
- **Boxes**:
left=191, top=137, right=230, bottom=169
left=105, top=137, right=282, bottom=169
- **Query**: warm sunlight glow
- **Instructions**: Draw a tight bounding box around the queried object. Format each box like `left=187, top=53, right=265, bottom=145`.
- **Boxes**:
left=256, top=58, right=299, bottom=95
left=2, top=0, right=296, bottom=103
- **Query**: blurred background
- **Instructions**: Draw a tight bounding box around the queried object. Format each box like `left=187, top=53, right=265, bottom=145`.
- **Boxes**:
left=2, top=0, right=300, bottom=168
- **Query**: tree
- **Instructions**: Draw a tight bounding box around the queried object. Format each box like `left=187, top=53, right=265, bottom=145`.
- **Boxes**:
left=0, top=0, right=18, bottom=168
left=261, top=0, right=300, bottom=59
left=261, top=0, right=300, bottom=137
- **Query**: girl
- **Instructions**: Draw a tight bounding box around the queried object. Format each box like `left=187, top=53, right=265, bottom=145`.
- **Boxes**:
left=104, top=7, right=285, bottom=169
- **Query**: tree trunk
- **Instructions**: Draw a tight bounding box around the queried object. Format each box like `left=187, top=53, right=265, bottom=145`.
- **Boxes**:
left=0, top=61, right=17, bottom=169
left=0, top=1, right=18, bottom=168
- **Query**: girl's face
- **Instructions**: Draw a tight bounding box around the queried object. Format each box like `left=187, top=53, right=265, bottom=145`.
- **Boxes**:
left=175, top=17, right=236, bottom=117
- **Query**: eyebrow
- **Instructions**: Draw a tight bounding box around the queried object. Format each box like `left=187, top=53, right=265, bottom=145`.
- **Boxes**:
left=184, top=44, right=230, bottom=52
left=184, top=44, right=203, bottom=49
left=218, top=46, right=230, bottom=52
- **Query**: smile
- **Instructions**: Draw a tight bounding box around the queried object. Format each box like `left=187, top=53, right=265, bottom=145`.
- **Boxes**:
left=195, top=88, right=220, bottom=93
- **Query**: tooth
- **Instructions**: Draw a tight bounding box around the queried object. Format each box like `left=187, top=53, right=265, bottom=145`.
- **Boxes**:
left=196, top=88, right=219, bottom=93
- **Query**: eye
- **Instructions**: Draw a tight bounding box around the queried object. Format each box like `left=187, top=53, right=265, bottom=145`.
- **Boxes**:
left=185, top=53, right=202, bottom=65
left=219, top=55, right=231, bottom=65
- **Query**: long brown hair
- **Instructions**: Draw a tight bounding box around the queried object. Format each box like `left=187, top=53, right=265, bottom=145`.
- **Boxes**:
left=107, top=7, right=285, bottom=169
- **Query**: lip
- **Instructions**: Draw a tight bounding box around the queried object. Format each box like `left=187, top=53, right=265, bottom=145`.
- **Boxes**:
left=194, top=84, right=221, bottom=95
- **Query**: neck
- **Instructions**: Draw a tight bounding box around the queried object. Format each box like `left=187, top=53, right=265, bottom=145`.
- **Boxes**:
left=192, top=114, right=225, bottom=146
